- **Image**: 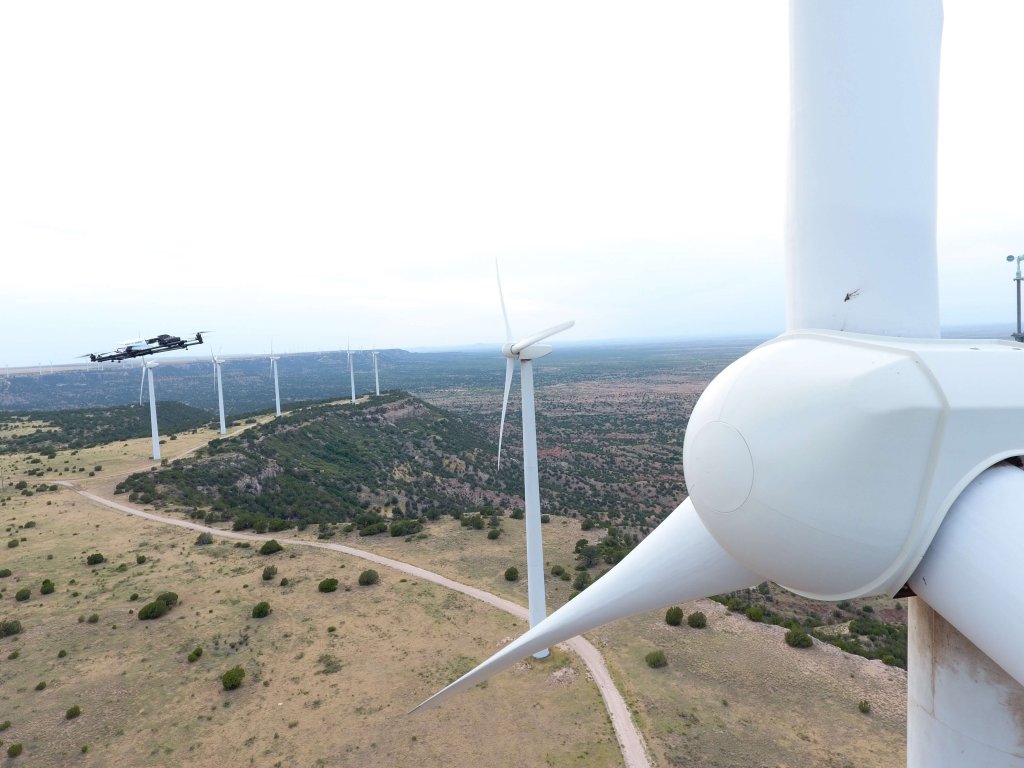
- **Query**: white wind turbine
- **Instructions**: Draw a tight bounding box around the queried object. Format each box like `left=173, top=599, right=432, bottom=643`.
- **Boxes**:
left=419, top=4, right=1024, bottom=764
left=496, top=266, right=574, bottom=660
left=347, top=343, right=356, bottom=404
left=139, top=360, right=160, bottom=461
left=371, top=350, right=381, bottom=396
left=211, top=350, right=226, bottom=435
left=270, top=347, right=282, bottom=417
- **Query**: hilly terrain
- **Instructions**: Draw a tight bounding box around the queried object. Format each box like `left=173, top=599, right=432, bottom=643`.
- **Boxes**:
left=114, top=392, right=521, bottom=529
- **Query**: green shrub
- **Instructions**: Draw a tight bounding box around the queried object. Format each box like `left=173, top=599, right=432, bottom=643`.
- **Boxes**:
left=7, top=743, right=22, bottom=758
left=0, top=720, right=10, bottom=730
left=40, top=579, right=55, bottom=595
left=358, top=569, right=379, bottom=586
left=0, top=569, right=10, bottom=578
left=129, top=593, right=139, bottom=601
left=136, top=554, right=146, bottom=564
left=155, top=592, right=178, bottom=607
left=645, top=650, right=668, bottom=668
left=137, top=601, right=168, bottom=620
left=87, top=613, right=99, bottom=624
left=687, top=611, right=707, bottom=629
left=389, top=519, right=423, bottom=537
left=540, top=514, right=550, bottom=523
left=15, top=588, right=30, bottom=602
left=551, top=565, right=565, bottom=577
left=7, top=650, right=19, bottom=659
left=222, top=666, right=245, bottom=690
left=280, top=578, right=289, bottom=587
left=195, top=532, right=214, bottom=546
left=858, top=699, right=872, bottom=714
left=34, top=681, right=46, bottom=691
left=745, top=605, right=764, bottom=622
left=0, top=620, right=22, bottom=638
left=259, top=540, right=283, bottom=555
left=66, top=704, right=81, bottom=719
left=7, top=539, right=18, bottom=549
left=262, top=565, right=278, bottom=581
left=85, top=553, right=104, bottom=565
left=252, top=601, right=271, bottom=619
left=504, top=567, right=519, bottom=582
left=665, top=607, right=684, bottom=626
left=785, top=628, right=813, bottom=648
left=58, top=649, right=67, bottom=658
left=192, top=646, right=203, bottom=658
left=318, top=578, right=338, bottom=593
left=572, top=571, right=590, bottom=591
left=487, top=528, right=501, bottom=540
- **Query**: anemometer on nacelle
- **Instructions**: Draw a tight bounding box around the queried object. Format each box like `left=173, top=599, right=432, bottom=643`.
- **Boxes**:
left=683, top=330, right=1024, bottom=601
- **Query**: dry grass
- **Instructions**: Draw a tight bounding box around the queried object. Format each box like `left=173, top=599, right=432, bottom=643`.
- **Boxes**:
left=0, top=470, right=619, bottom=767
left=1, top=434, right=909, bottom=768
left=593, top=602, right=906, bottom=768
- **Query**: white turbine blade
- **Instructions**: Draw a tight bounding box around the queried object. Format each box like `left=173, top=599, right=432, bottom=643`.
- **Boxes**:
left=509, top=321, right=575, bottom=356
left=139, top=366, right=147, bottom=405
left=496, top=358, right=514, bottom=471
left=909, top=463, right=1024, bottom=688
left=413, top=498, right=759, bottom=712
left=495, top=261, right=513, bottom=343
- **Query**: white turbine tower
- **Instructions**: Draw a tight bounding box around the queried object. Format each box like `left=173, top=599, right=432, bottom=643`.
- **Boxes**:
left=139, top=360, right=160, bottom=461
left=270, top=348, right=282, bottom=417
left=211, top=350, right=226, bottom=435
left=371, top=350, right=381, bottom=396
left=419, top=5, right=1024, bottom=764
left=496, top=266, right=574, bottom=660
left=347, top=344, right=356, bottom=404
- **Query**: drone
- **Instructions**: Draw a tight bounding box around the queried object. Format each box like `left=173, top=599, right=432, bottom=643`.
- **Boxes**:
left=84, top=332, right=205, bottom=363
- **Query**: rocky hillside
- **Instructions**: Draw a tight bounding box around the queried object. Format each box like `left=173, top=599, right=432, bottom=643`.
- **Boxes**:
left=116, top=392, right=520, bottom=528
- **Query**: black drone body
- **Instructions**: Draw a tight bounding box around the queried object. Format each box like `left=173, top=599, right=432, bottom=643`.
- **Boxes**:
left=87, top=332, right=205, bottom=363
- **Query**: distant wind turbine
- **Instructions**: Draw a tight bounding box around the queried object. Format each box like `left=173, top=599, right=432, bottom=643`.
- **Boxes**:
left=139, top=360, right=161, bottom=461
left=270, top=347, right=282, bottom=417
left=211, top=350, right=226, bottom=435
left=347, top=344, right=356, bottom=404
left=496, top=264, right=574, bottom=660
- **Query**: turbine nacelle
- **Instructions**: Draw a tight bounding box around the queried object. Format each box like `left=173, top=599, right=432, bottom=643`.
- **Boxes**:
left=684, top=329, right=1024, bottom=600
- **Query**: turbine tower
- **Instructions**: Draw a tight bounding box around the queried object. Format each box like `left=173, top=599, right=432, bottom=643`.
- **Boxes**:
left=419, top=5, right=1024, bottom=765
left=496, top=265, right=574, bottom=660
left=347, top=344, right=356, bottom=404
left=270, top=348, right=282, bottom=417
left=139, top=360, right=160, bottom=461
left=371, top=350, right=381, bottom=396
left=211, top=351, right=226, bottom=435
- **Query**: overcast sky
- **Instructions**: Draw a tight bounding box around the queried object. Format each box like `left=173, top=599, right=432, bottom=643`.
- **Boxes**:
left=1, top=1, right=1022, bottom=367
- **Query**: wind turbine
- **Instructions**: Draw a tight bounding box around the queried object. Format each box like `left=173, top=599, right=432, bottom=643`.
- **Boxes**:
left=496, top=266, right=574, bottom=660
left=371, top=350, right=381, bottom=396
left=270, top=347, right=282, bottom=417
left=347, top=343, right=356, bottom=404
left=419, top=4, right=1024, bottom=765
left=139, top=360, right=160, bottom=461
left=211, top=350, right=226, bottom=435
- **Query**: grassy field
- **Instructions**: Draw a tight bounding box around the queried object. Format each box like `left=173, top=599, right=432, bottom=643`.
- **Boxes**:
left=0, top=469, right=620, bottom=767
left=1, top=432, right=909, bottom=767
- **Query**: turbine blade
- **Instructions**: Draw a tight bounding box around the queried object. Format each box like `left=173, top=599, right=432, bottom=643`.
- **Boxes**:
left=497, top=358, right=514, bottom=471
left=496, top=260, right=513, bottom=343
left=909, top=463, right=1024, bottom=688
left=509, top=321, right=575, bottom=356
left=139, top=366, right=147, bottom=405
left=413, top=498, right=759, bottom=712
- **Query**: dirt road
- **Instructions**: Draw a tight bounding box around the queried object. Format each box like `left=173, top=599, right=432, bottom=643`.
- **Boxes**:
left=61, top=482, right=651, bottom=768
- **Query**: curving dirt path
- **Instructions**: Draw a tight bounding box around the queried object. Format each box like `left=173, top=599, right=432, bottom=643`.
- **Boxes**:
left=60, top=482, right=651, bottom=768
